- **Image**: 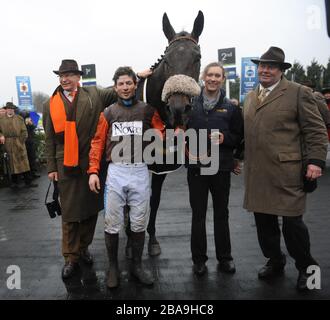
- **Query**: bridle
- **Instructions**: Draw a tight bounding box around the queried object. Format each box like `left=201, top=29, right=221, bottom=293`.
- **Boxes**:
left=168, top=35, right=198, bottom=46
left=150, top=35, right=200, bottom=71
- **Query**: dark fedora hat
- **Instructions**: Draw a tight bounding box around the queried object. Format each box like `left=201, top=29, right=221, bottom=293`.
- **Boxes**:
left=251, top=46, right=292, bottom=70
left=3, top=102, right=17, bottom=109
left=53, top=59, right=84, bottom=75
left=321, top=84, right=330, bottom=94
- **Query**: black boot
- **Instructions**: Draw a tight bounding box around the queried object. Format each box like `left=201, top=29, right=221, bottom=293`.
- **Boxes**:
left=104, top=232, right=119, bottom=288
left=24, top=172, right=38, bottom=188
left=131, top=231, right=154, bottom=285
left=124, top=205, right=132, bottom=259
left=125, top=234, right=133, bottom=259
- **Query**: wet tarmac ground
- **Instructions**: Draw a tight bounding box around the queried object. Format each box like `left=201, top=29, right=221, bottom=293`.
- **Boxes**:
left=0, top=153, right=330, bottom=301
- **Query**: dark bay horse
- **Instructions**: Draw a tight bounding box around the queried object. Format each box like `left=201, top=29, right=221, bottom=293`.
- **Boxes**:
left=127, top=11, right=204, bottom=257
left=142, top=10, right=204, bottom=129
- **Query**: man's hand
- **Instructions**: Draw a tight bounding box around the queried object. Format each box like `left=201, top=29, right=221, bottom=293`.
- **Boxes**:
left=305, top=164, right=322, bottom=180
left=25, top=117, right=33, bottom=126
left=48, top=171, right=58, bottom=181
left=0, top=136, right=5, bottom=144
left=137, top=69, right=153, bottom=78
left=210, top=131, right=224, bottom=145
left=89, top=174, right=100, bottom=193
left=232, top=159, right=242, bottom=175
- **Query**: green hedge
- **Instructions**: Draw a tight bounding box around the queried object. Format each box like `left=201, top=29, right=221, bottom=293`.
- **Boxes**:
left=35, top=129, right=46, bottom=166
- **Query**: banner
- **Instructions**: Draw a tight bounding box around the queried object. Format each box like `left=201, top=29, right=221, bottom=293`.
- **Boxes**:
left=81, top=64, right=97, bottom=86
left=16, top=76, right=34, bottom=111
left=224, top=67, right=237, bottom=80
left=240, top=57, right=259, bottom=103
left=218, top=47, right=236, bottom=66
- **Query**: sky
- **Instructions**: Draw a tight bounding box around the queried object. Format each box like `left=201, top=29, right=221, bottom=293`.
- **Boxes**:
left=0, top=0, right=329, bottom=106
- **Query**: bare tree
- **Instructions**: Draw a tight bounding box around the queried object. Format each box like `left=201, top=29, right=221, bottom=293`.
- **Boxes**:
left=32, top=91, right=49, bottom=113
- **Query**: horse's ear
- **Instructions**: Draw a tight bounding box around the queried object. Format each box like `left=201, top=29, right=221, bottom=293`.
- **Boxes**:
left=191, top=10, right=204, bottom=41
left=163, top=12, right=176, bottom=42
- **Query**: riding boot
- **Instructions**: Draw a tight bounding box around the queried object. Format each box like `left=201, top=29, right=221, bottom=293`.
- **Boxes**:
left=125, top=234, right=133, bottom=259
left=131, top=231, right=154, bottom=285
left=104, top=232, right=119, bottom=288
left=124, top=205, right=133, bottom=259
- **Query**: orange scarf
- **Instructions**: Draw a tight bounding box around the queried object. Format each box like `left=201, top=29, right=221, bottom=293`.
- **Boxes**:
left=50, top=91, right=79, bottom=169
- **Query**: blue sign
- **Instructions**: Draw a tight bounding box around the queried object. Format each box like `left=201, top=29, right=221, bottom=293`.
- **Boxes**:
left=240, top=57, right=259, bottom=103
left=16, top=76, right=34, bottom=111
left=224, top=67, right=237, bottom=80
left=82, top=80, right=97, bottom=87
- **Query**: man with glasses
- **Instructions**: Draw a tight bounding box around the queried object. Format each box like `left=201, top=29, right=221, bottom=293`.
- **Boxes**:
left=43, top=59, right=117, bottom=279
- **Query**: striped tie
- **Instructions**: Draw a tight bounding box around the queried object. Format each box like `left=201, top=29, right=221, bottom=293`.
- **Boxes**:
left=258, top=88, right=269, bottom=103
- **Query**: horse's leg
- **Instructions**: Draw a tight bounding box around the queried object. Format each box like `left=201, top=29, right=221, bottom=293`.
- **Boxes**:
left=147, top=173, right=167, bottom=256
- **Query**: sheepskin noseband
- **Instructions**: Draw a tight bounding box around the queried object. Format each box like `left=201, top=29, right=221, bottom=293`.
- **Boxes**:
left=161, top=74, right=201, bottom=103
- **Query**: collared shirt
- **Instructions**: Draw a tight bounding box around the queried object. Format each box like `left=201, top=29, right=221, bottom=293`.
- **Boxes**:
left=63, top=89, right=77, bottom=102
left=259, top=79, right=281, bottom=98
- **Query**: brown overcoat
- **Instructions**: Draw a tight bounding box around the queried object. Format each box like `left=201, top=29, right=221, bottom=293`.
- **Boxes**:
left=243, top=77, right=328, bottom=216
left=43, top=86, right=116, bottom=222
left=313, top=91, right=330, bottom=128
left=0, top=114, right=30, bottom=174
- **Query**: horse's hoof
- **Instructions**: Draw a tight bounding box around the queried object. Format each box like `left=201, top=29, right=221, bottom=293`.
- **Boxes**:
left=148, top=239, right=161, bottom=256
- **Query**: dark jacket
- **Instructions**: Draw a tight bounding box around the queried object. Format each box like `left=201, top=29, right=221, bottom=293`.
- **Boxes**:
left=186, top=88, right=244, bottom=171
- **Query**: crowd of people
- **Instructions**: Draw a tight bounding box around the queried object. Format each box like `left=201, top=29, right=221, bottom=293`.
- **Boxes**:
left=1, top=46, right=330, bottom=293
left=0, top=103, right=40, bottom=188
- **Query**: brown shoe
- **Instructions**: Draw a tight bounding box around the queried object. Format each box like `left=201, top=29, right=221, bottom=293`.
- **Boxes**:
left=80, top=249, right=93, bottom=265
left=258, top=264, right=284, bottom=279
left=193, top=263, right=207, bottom=276
left=296, top=269, right=310, bottom=291
left=218, top=260, right=236, bottom=274
left=62, top=262, right=79, bottom=279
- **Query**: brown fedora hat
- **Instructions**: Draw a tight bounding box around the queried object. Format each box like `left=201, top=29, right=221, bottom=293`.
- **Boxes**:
left=53, top=59, right=84, bottom=75
left=3, top=102, right=17, bottom=109
left=251, top=46, right=292, bottom=70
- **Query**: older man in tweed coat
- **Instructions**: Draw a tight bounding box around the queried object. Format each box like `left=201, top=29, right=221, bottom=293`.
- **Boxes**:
left=243, top=47, right=328, bottom=291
